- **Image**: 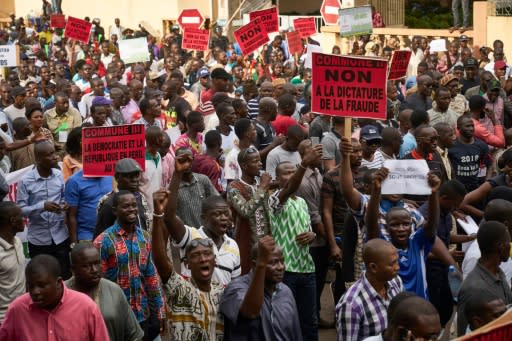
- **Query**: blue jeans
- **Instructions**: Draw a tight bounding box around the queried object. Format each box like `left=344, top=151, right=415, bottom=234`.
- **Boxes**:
left=452, top=0, right=470, bottom=27
left=51, top=0, right=62, bottom=13
left=283, top=271, right=318, bottom=341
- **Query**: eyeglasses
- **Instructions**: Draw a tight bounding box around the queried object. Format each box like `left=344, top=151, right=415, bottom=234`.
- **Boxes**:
left=238, top=146, right=259, bottom=161
left=363, top=139, right=382, bottom=147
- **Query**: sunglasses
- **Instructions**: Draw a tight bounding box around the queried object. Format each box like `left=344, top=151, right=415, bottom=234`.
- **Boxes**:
left=189, top=238, right=214, bottom=248
left=239, top=146, right=259, bottom=161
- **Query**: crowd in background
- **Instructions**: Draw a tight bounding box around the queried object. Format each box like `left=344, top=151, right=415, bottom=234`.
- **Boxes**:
left=0, top=2, right=512, bottom=341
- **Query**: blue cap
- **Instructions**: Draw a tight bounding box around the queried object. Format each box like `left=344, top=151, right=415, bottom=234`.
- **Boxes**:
left=198, top=67, right=210, bottom=78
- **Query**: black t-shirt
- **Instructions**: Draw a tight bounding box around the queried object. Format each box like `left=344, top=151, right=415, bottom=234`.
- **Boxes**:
left=253, top=119, right=275, bottom=151
left=448, top=138, right=490, bottom=191
left=460, top=77, right=480, bottom=95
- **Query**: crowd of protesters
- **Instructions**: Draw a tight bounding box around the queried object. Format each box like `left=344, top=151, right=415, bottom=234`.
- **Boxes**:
left=0, top=3, right=512, bottom=341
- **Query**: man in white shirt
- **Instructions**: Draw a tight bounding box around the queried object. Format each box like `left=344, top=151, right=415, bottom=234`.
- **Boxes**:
left=109, top=18, right=124, bottom=40
left=0, top=202, right=26, bottom=323
left=140, top=126, right=163, bottom=214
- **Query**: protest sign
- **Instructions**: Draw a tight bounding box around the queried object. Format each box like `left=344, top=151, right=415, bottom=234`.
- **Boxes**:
left=0, top=45, right=18, bottom=67
left=234, top=18, right=270, bottom=55
left=305, top=44, right=323, bottom=69
left=119, top=37, right=150, bottom=64
left=381, top=160, right=431, bottom=195
left=388, top=50, right=412, bottom=80
left=182, top=28, right=210, bottom=51
left=64, top=16, right=92, bottom=43
left=339, top=6, right=373, bottom=37
left=311, top=53, right=387, bottom=119
left=82, top=124, right=145, bottom=177
left=286, top=31, right=303, bottom=55
left=50, top=14, right=66, bottom=29
left=430, top=39, right=447, bottom=52
left=249, top=7, right=279, bottom=33
left=293, top=17, right=316, bottom=38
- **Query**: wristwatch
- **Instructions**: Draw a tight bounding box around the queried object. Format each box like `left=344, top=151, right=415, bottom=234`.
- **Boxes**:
left=70, top=242, right=76, bottom=249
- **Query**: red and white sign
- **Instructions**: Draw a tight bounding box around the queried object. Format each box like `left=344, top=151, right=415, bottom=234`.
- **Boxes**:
left=50, top=14, right=66, bottom=29
left=293, top=17, right=317, bottom=38
left=82, top=125, right=146, bottom=177
left=249, top=7, right=279, bottom=33
left=388, top=50, right=412, bottom=80
left=286, top=31, right=303, bottom=55
left=321, top=0, right=342, bottom=26
left=64, top=16, right=92, bottom=43
left=177, top=9, right=204, bottom=30
left=182, top=28, right=210, bottom=51
left=234, top=17, right=269, bottom=56
left=312, top=53, right=388, bottom=119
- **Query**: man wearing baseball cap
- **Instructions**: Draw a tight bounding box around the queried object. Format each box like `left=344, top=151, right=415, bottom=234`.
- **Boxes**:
left=4, top=86, right=26, bottom=122
left=190, top=67, right=210, bottom=101
left=461, top=57, right=480, bottom=95
left=359, top=125, right=384, bottom=169
left=197, top=68, right=231, bottom=131
left=94, top=158, right=151, bottom=238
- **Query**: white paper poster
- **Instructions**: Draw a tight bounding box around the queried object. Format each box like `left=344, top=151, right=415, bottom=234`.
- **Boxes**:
left=119, top=37, right=150, bottom=64
left=381, top=159, right=432, bottom=195
left=429, top=39, right=447, bottom=52
left=0, top=45, right=17, bottom=67
left=305, top=44, right=323, bottom=69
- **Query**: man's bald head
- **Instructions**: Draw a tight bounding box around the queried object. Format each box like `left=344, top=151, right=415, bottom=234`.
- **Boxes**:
left=363, top=239, right=396, bottom=265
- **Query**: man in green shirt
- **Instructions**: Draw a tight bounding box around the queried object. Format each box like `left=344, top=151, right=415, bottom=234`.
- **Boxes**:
left=268, top=143, right=322, bottom=341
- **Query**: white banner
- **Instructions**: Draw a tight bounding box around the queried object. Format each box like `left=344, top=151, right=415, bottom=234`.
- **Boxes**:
left=119, top=37, right=150, bottom=64
left=381, top=159, right=432, bottom=195
left=0, top=45, right=17, bottom=67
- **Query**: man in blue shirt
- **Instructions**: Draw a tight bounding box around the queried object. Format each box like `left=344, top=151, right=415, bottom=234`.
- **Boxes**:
left=365, top=167, right=440, bottom=299
left=65, top=170, right=113, bottom=245
left=17, top=141, right=70, bottom=278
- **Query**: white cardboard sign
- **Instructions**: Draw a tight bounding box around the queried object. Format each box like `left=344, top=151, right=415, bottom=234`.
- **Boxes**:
left=429, top=39, right=447, bottom=52
left=119, top=37, right=150, bottom=64
left=381, top=159, right=432, bottom=195
left=0, top=45, right=17, bottom=67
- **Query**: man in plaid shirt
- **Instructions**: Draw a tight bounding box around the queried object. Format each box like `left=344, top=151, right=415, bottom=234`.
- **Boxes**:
left=336, top=239, right=403, bottom=341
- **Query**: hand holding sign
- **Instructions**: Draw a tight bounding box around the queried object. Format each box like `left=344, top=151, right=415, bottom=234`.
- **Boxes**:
left=370, top=167, right=390, bottom=193
left=339, top=137, right=353, bottom=157
left=381, top=160, right=431, bottom=195
left=427, top=172, right=441, bottom=193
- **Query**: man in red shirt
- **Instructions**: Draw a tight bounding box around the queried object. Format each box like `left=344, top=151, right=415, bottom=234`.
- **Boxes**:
left=0, top=254, right=109, bottom=341
left=198, top=68, right=230, bottom=131
left=272, top=93, right=304, bottom=136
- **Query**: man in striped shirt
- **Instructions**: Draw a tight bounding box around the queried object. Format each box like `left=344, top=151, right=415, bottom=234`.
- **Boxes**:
left=164, top=152, right=240, bottom=285
left=336, top=239, right=403, bottom=341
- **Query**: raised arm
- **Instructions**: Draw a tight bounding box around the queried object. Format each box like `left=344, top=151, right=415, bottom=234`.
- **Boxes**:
left=227, top=172, right=271, bottom=218
left=460, top=182, right=492, bottom=218
left=163, top=153, right=191, bottom=242
left=424, top=173, right=441, bottom=240
left=365, top=168, right=389, bottom=240
left=238, top=236, right=276, bottom=319
left=276, top=144, right=322, bottom=204
left=339, top=137, right=362, bottom=211
left=152, top=189, right=173, bottom=283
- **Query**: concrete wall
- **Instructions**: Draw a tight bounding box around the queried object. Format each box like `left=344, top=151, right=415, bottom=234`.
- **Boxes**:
left=13, top=0, right=211, bottom=37
left=0, top=0, right=15, bottom=18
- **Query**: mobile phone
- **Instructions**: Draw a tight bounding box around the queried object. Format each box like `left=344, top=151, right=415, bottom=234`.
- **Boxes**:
left=311, top=136, right=320, bottom=146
